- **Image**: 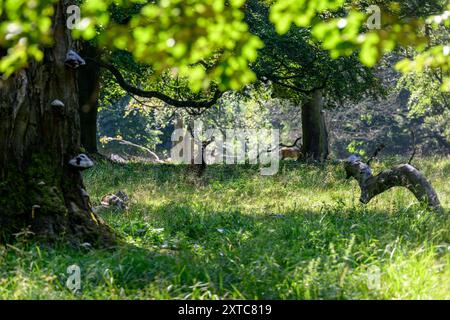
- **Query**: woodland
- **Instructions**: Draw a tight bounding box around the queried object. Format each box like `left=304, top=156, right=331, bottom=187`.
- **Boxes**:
left=0, top=0, right=448, bottom=299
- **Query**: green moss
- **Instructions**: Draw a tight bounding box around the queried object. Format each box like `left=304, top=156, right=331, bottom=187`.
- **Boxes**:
left=25, top=152, right=59, bottom=184
left=0, top=152, right=67, bottom=238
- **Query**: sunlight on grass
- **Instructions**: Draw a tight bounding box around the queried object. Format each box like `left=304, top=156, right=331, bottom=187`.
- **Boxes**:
left=0, top=157, right=448, bottom=299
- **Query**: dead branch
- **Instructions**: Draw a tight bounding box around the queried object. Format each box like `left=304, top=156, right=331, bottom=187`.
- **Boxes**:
left=102, top=137, right=162, bottom=162
left=344, top=155, right=442, bottom=211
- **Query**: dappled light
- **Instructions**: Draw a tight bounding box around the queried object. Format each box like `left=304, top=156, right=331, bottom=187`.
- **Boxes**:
left=0, top=0, right=448, bottom=302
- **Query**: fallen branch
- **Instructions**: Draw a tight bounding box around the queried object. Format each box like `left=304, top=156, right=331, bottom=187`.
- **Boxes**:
left=343, top=155, right=442, bottom=211
left=102, top=137, right=162, bottom=163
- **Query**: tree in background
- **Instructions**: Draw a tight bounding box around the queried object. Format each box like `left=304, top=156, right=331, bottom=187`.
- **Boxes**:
left=396, top=18, right=449, bottom=152
left=246, top=0, right=382, bottom=160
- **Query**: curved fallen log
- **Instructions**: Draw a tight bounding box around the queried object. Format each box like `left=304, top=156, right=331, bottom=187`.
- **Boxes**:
left=343, top=155, right=442, bottom=211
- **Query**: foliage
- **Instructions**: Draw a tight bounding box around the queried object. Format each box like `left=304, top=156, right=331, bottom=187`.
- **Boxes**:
left=98, top=56, right=449, bottom=158
left=247, top=0, right=383, bottom=107
left=98, top=95, right=164, bottom=151
left=395, top=9, right=450, bottom=91
left=269, top=0, right=450, bottom=91
left=0, top=0, right=55, bottom=75
left=396, top=23, right=449, bottom=116
left=397, top=70, right=449, bottom=149
left=0, top=157, right=448, bottom=299
left=0, top=0, right=263, bottom=91
left=0, top=0, right=448, bottom=91
left=155, top=83, right=273, bottom=132
left=319, top=53, right=447, bottom=158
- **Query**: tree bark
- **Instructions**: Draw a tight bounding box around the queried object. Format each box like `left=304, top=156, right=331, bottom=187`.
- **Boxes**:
left=301, top=89, right=329, bottom=161
left=0, top=1, right=114, bottom=244
left=343, top=156, right=442, bottom=211
left=78, top=43, right=100, bottom=154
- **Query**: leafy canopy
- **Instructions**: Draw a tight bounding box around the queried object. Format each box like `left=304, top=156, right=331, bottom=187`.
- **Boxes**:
left=0, top=0, right=449, bottom=91
left=246, top=0, right=382, bottom=105
left=269, top=0, right=450, bottom=91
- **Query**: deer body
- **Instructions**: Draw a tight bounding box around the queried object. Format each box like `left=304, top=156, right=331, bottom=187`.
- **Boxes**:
left=280, top=146, right=302, bottom=160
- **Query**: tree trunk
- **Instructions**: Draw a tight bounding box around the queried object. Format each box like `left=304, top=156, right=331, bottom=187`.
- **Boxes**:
left=301, top=89, right=329, bottom=161
left=78, top=43, right=100, bottom=154
left=0, top=1, right=114, bottom=244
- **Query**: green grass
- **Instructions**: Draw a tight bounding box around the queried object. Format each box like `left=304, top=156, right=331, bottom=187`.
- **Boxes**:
left=0, top=157, right=449, bottom=299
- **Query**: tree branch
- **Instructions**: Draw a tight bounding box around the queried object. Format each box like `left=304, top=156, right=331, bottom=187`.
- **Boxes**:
left=89, top=58, right=223, bottom=109
left=261, top=72, right=329, bottom=95
left=103, top=137, right=162, bottom=163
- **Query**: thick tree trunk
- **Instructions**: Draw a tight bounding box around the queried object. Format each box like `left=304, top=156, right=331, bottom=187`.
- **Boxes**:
left=301, top=89, right=329, bottom=161
left=0, top=1, right=114, bottom=244
left=78, top=43, right=100, bottom=154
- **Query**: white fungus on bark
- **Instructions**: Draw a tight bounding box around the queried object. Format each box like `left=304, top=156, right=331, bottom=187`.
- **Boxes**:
left=50, top=99, right=65, bottom=108
left=68, top=154, right=94, bottom=170
left=64, top=50, right=86, bottom=69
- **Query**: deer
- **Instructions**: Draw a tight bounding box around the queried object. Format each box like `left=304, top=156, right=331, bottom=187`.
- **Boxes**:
left=279, top=137, right=302, bottom=160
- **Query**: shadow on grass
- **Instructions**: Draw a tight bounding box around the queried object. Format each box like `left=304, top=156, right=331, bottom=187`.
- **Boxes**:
left=3, top=200, right=446, bottom=299
left=70, top=160, right=449, bottom=298
left=57, top=200, right=446, bottom=298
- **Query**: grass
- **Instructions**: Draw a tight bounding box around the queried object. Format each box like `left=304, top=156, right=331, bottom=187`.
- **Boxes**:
left=0, top=157, right=448, bottom=299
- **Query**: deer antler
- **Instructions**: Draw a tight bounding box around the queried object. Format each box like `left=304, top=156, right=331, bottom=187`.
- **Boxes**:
left=367, top=143, right=385, bottom=166
left=279, top=136, right=302, bottom=148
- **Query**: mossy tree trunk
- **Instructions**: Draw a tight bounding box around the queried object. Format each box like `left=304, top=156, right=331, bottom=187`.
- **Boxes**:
left=0, top=1, right=114, bottom=244
left=301, top=89, right=329, bottom=161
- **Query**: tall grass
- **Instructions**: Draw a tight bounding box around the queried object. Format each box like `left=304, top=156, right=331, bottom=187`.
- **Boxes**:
left=0, top=157, right=448, bottom=299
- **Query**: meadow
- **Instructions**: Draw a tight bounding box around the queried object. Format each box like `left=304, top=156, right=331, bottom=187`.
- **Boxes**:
left=0, top=157, right=448, bottom=299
